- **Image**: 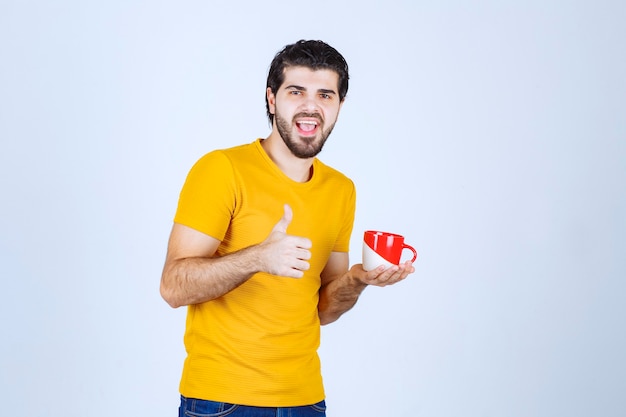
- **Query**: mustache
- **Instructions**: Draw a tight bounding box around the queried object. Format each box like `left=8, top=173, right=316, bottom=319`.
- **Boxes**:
left=293, top=112, right=323, bottom=123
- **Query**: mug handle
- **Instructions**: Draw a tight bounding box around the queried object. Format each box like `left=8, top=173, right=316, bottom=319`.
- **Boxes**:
left=402, top=244, right=418, bottom=263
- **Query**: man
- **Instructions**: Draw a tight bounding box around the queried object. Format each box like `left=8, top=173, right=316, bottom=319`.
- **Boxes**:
left=160, top=40, right=415, bottom=417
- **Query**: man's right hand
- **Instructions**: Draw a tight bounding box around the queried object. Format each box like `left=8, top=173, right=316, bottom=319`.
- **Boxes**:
left=160, top=204, right=312, bottom=307
left=259, top=204, right=312, bottom=278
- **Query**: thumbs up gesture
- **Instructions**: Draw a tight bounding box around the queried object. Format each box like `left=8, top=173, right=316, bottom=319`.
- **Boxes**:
left=259, top=204, right=312, bottom=278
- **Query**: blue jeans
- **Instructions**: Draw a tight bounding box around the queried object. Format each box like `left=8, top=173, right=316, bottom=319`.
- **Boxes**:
left=178, top=396, right=326, bottom=417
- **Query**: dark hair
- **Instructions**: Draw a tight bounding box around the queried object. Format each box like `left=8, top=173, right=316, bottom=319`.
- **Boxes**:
left=265, top=40, right=349, bottom=124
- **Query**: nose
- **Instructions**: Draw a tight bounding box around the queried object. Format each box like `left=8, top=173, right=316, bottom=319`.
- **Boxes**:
left=300, top=96, right=322, bottom=114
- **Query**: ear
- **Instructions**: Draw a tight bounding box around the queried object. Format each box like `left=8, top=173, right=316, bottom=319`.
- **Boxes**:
left=266, top=87, right=276, bottom=115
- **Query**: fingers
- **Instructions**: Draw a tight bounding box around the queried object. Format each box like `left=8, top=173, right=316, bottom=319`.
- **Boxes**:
left=269, top=245, right=311, bottom=278
left=269, top=204, right=312, bottom=249
left=262, top=204, right=312, bottom=278
left=280, top=258, right=311, bottom=278
left=271, top=204, right=293, bottom=234
left=362, top=261, right=415, bottom=287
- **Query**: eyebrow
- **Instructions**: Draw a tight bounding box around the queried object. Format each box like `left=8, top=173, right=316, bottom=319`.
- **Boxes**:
left=284, top=85, right=337, bottom=95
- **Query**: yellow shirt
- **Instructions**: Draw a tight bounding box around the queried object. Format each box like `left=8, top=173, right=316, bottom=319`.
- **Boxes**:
left=174, top=139, right=356, bottom=406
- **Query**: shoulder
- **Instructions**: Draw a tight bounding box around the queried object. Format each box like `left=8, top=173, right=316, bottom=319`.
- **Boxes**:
left=314, top=159, right=356, bottom=191
left=191, top=141, right=258, bottom=171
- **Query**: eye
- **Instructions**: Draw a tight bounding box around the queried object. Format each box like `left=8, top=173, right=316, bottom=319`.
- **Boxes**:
left=289, top=90, right=302, bottom=95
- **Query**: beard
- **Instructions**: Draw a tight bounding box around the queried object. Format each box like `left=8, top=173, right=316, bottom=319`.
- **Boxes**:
left=275, top=110, right=337, bottom=159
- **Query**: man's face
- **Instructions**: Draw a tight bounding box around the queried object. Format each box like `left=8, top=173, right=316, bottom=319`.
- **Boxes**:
left=267, top=66, right=343, bottom=159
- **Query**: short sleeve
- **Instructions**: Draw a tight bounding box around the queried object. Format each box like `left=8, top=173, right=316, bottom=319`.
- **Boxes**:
left=332, top=179, right=356, bottom=252
left=173, top=151, right=236, bottom=240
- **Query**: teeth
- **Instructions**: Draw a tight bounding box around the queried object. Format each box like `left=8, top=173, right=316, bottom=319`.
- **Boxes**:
left=297, top=121, right=317, bottom=132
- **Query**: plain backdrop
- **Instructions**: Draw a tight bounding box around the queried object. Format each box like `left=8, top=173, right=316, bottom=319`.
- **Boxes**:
left=1, top=1, right=624, bottom=416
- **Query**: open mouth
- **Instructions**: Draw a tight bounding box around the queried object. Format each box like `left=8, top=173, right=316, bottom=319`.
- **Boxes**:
left=296, top=119, right=320, bottom=136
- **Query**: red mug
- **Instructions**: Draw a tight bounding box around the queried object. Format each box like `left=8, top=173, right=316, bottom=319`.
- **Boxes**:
left=362, top=230, right=418, bottom=271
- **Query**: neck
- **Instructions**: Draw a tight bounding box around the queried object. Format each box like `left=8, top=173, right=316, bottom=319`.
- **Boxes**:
left=261, top=133, right=314, bottom=183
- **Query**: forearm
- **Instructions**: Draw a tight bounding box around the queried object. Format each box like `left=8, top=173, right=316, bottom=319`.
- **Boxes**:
left=318, top=269, right=368, bottom=325
left=160, top=246, right=261, bottom=308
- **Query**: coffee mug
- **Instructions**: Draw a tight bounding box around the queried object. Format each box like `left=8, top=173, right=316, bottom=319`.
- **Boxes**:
left=362, top=230, right=418, bottom=271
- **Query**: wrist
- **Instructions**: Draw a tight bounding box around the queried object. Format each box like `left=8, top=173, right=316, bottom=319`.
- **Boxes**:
left=347, top=267, right=368, bottom=291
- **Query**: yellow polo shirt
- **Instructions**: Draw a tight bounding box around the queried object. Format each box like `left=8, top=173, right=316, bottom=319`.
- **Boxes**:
left=174, top=139, right=356, bottom=406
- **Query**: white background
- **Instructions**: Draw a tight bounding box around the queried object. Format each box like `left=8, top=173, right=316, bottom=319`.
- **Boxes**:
left=1, top=1, right=625, bottom=416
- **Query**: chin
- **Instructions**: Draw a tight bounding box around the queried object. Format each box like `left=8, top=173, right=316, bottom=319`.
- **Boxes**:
left=297, top=141, right=325, bottom=159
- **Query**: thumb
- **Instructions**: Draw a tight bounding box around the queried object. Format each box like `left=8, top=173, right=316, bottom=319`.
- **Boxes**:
left=271, top=204, right=293, bottom=234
